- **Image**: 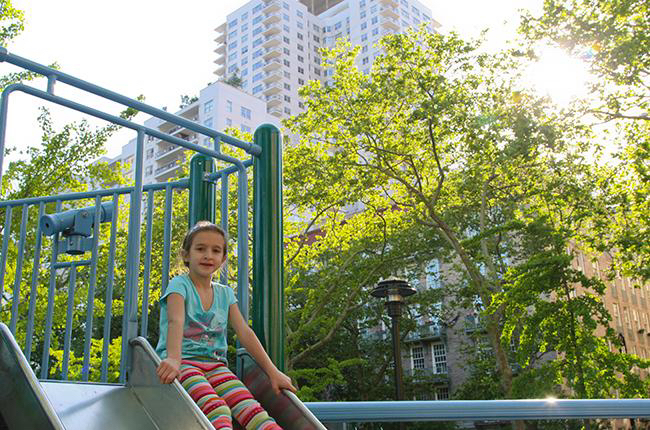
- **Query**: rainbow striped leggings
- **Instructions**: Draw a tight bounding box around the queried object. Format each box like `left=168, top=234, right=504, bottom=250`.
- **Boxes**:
left=179, top=358, right=282, bottom=430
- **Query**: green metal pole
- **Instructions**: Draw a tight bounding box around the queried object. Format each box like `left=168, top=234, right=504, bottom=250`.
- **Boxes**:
left=188, top=154, right=216, bottom=228
left=252, top=124, right=284, bottom=370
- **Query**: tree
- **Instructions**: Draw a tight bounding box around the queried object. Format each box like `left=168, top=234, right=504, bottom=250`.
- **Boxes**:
left=285, top=27, right=648, bottom=401
left=520, top=0, right=649, bottom=283
left=179, top=94, right=198, bottom=109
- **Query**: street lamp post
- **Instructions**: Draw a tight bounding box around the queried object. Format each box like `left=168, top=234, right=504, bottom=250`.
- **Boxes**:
left=371, top=278, right=416, bottom=402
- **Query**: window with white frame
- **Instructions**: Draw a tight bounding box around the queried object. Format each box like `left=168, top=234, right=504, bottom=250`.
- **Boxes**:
left=612, top=303, right=621, bottom=326
left=226, top=100, right=233, bottom=112
left=411, top=346, right=425, bottom=370
left=432, top=343, right=447, bottom=374
left=436, top=386, right=449, bottom=400
left=241, top=106, right=251, bottom=119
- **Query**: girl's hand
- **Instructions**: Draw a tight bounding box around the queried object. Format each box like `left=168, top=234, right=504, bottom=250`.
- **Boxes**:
left=157, top=357, right=181, bottom=384
left=269, top=369, right=297, bottom=395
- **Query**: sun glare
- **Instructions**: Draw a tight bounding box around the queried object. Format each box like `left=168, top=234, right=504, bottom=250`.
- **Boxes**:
left=523, top=46, right=593, bottom=107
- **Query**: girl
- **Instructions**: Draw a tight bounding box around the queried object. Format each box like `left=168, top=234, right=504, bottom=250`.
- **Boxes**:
left=156, top=221, right=295, bottom=430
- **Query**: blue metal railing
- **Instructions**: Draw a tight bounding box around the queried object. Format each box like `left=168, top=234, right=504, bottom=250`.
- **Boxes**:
left=0, top=47, right=254, bottom=383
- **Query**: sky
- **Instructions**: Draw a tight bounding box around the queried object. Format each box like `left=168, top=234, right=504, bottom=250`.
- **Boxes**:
left=4, top=0, right=544, bottom=159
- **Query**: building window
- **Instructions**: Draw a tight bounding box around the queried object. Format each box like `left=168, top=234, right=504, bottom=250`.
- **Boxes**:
left=283, top=83, right=291, bottom=90
left=146, top=148, right=154, bottom=159
left=361, top=33, right=368, bottom=41
left=283, top=36, right=290, bottom=44
left=241, top=12, right=248, bottom=21
left=241, top=124, right=251, bottom=133
left=228, top=52, right=237, bottom=61
left=314, top=56, right=320, bottom=64
left=283, top=47, right=290, bottom=55
left=335, top=21, right=342, bottom=30
left=226, top=100, right=232, bottom=112
left=204, top=100, right=214, bottom=114
left=432, top=343, right=447, bottom=374
left=226, top=118, right=232, bottom=126
left=297, top=21, right=304, bottom=29
left=253, top=15, right=263, bottom=24
left=298, top=101, right=304, bottom=108
left=371, top=16, right=378, bottom=25
left=282, top=1, right=289, bottom=9
left=253, top=37, right=263, bottom=47
left=411, top=346, right=425, bottom=370
left=436, top=387, right=449, bottom=401
left=241, top=46, right=249, bottom=55
left=283, top=71, right=291, bottom=78
left=228, top=41, right=238, bottom=50
left=313, top=35, right=320, bottom=42
left=228, top=18, right=238, bottom=28
left=283, top=24, right=290, bottom=32
left=283, top=13, right=289, bottom=21
left=284, top=95, right=291, bottom=102
left=204, top=118, right=213, bottom=128
left=253, top=72, right=263, bottom=82
left=241, top=106, right=252, bottom=119
left=145, top=165, right=153, bottom=176
left=314, top=68, right=321, bottom=76
left=298, top=78, right=305, bottom=85
left=253, top=3, right=263, bottom=13
left=241, top=66, right=248, bottom=75
left=228, top=30, right=237, bottom=39
left=297, top=44, right=304, bottom=51
left=228, top=64, right=238, bottom=73
left=361, top=22, right=367, bottom=30
left=298, top=66, right=304, bottom=74
left=297, top=32, right=303, bottom=40
left=372, top=28, right=379, bottom=36
left=313, top=24, right=320, bottom=32
left=297, top=55, right=304, bottom=63
left=362, top=45, right=368, bottom=53
left=253, top=60, right=264, bottom=69
left=360, top=10, right=366, bottom=19
left=253, top=26, right=263, bottom=36
left=242, top=24, right=249, bottom=33
left=426, top=259, right=441, bottom=289
left=283, top=59, right=290, bottom=67
left=362, top=57, right=369, bottom=65
left=284, top=107, right=291, bottom=114
left=297, top=10, right=303, bottom=18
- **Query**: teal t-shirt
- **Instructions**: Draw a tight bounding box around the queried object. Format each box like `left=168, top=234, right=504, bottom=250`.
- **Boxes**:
left=156, top=274, right=237, bottom=363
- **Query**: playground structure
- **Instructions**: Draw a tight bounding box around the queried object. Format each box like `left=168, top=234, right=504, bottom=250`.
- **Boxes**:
left=0, top=48, right=649, bottom=429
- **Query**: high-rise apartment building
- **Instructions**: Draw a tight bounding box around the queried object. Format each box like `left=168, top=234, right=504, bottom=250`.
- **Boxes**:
left=214, top=0, right=441, bottom=120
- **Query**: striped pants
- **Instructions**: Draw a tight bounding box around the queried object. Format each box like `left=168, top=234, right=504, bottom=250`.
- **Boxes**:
left=179, top=358, right=282, bottom=430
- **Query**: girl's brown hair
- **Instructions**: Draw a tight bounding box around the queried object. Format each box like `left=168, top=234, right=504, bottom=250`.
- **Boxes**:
left=181, top=221, right=228, bottom=268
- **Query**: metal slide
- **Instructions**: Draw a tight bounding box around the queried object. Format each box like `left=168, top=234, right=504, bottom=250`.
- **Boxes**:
left=0, top=324, right=325, bottom=429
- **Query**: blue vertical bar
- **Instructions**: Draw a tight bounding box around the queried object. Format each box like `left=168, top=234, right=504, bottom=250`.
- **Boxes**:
left=214, top=135, right=221, bottom=154
left=0, top=86, right=11, bottom=184
left=100, top=193, right=119, bottom=382
left=0, top=206, right=12, bottom=305
left=141, top=190, right=154, bottom=337
left=25, top=202, right=45, bottom=359
left=220, top=173, right=229, bottom=286
left=62, top=264, right=77, bottom=380
left=41, top=200, right=61, bottom=379
left=82, top=195, right=102, bottom=381
left=9, top=204, right=29, bottom=333
left=120, top=129, right=145, bottom=383
left=161, top=185, right=173, bottom=294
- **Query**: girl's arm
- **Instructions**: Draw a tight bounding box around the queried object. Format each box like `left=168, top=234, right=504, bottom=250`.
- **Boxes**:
left=157, top=293, right=185, bottom=384
left=229, top=303, right=297, bottom=394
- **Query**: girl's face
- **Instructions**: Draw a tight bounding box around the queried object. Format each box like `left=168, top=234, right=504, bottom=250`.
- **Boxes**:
left=183, top=231, right=227, bottom=279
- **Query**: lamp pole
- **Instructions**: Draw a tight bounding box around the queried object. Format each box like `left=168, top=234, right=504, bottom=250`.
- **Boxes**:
left=371, top=278, right=416, bottom=403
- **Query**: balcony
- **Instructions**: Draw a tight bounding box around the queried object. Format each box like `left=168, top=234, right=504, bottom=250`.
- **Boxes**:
left=214, top=43, right=226, bottom=55
left=263, top=12, right=281, bottom=26
left=381, top=16, right=399, bottom=31
left=464, top=315, right=485, bottom=334
left=405, top=323, right=445, bottom=342
left=263, top=0, right=280, bottom=14
left=263, top=46, right=281, bottom=60
left=266, top=94, right=282, bottom=106
left=263, top=58, right=282, bottom=72
left=267, top=106, right=283, bottom=117
left=379, top=0, right=398, bottom=7
left=405, top=368, right=449, bottom=384
left=214, top=23, right=226, bottom=43
left=155, top=159, right=182, bottom=176
left=155, top=144, right=184, bottom=161
left=380, top=7, right=399, bottom=19
left=214, top=52, right=225, bottom=65
left=214, top=64, right=226, bottom=78
left=263, top=70, right=282, bottom=84
left=264, top=82, right=282, bottom=96
left=263, top=24, right=280, bottom=37
left=263, top=34, right=281, bottom=49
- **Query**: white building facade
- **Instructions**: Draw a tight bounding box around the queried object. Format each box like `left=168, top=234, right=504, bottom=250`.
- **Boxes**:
left=107, top=81, right=277, bottom=184
left=214, top=0, right=440, bottom=120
